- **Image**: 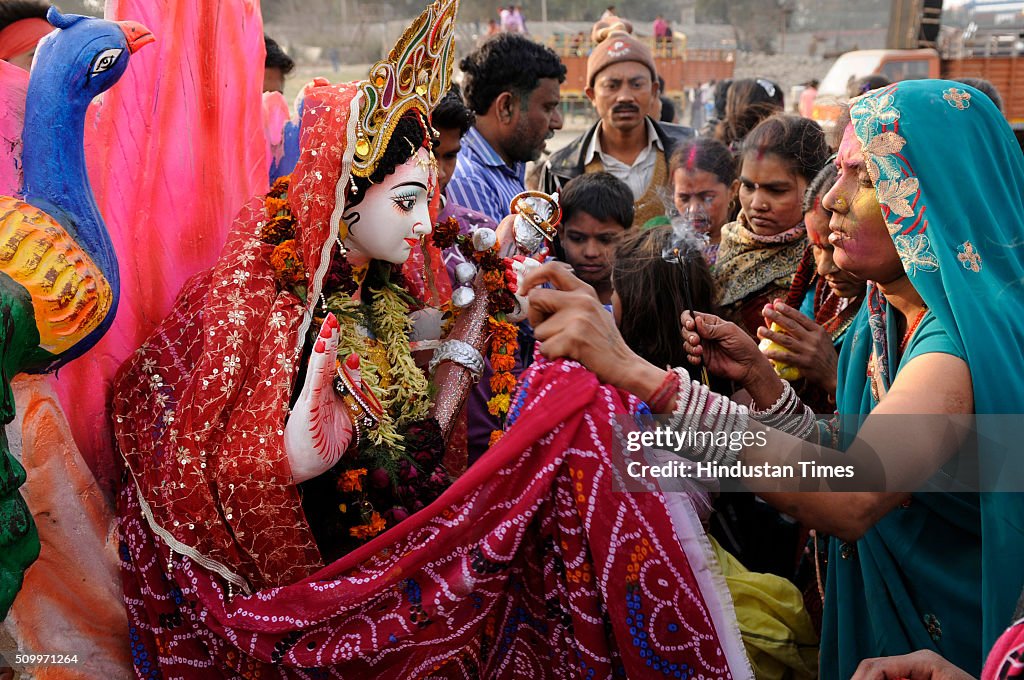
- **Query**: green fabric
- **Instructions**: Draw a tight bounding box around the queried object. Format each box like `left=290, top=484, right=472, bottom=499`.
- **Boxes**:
left=821, top=80, right=1024, bottom=679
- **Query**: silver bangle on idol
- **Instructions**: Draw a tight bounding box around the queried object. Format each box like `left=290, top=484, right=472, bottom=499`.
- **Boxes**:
left=428, top=339, right=485, bottom=381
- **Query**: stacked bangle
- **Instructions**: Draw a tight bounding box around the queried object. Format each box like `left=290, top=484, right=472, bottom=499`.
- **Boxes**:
left=748, top=379, right=817, bottom=441
left=647, top=369, right=681, bottom=413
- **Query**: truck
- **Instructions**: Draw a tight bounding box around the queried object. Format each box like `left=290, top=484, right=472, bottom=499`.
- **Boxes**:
left=812, top=43, right=1024, bottom=139
left=546, top=34, right=735, bottom=117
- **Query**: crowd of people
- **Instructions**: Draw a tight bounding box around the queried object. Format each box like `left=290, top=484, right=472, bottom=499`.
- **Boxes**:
left=2, top=0, right=1024, bottom=678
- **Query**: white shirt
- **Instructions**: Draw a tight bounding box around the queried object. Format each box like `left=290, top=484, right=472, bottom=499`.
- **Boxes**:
left=583, top=118, right=663, bottom=200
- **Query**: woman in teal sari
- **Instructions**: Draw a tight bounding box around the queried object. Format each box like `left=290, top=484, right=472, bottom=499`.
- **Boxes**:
left=517, top=78, right=1024, bottom=678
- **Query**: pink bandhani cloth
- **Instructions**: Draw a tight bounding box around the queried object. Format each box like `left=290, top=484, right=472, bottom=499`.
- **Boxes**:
left=984, top=619, right=1024, bottom=679
left=117, top=357, right=741, bottom=677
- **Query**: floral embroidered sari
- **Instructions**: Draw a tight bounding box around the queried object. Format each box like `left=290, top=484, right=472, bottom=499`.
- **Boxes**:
left=822, top=80, right=1024, bottom=678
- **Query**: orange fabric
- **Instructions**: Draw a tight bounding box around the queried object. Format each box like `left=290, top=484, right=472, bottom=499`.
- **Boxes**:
left=1, top=375, right=131, bottom=679
left=0, top=18, right=52, bottom=62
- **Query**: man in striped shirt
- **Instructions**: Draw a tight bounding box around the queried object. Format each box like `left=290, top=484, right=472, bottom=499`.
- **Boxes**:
left=447, top=33, right=565, bottom=225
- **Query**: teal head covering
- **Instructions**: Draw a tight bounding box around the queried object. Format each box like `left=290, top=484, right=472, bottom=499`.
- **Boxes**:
left=823, top=80, right=1024, bottom=677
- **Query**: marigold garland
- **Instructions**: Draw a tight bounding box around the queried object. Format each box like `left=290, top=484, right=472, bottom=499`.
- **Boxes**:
left=432, top=225, right=523, bottom=443
left=257, top=175, right=450, bottom=553
left=269, top=239, right=306, bottom=287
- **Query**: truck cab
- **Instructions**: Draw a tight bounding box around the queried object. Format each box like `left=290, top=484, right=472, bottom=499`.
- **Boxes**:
left=812, top=48, right=940, bottom=127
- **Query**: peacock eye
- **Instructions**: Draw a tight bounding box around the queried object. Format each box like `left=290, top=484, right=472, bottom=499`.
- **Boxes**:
left=90, top=48, right=123, bottom=75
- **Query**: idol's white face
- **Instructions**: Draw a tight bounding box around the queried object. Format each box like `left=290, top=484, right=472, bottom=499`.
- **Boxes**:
left=343, top=147, right=434, bottom=264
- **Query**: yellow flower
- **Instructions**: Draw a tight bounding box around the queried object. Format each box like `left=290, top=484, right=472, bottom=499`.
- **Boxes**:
left=487, top=393, right=511, bottom=417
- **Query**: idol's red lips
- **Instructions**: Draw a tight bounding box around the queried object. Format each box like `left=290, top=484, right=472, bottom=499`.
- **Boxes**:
left=404, top=237, right=419, bottom=247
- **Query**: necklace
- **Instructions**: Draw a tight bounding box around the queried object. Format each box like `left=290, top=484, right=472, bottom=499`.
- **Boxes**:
left=899, top=306, right=928, bottom=355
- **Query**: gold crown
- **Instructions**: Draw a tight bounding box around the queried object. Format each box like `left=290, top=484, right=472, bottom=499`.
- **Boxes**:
left=352, top=0, right=459, bottom=177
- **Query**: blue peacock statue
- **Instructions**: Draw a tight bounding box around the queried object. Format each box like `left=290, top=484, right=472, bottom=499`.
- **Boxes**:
left=0, top=8, right=152, bottom=619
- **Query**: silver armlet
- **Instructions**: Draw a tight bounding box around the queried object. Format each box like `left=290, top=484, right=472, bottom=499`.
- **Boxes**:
left=428, top=339, right=485, bottom=380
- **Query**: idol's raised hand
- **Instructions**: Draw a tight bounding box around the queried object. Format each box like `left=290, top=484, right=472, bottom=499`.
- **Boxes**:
left=284, top=313, right=363, bottom=483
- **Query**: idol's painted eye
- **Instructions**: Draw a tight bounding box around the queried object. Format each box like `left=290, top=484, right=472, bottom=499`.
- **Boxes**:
left=90, top=48, right=123, bottom=76
left=392, top=194, right=417, bottom=212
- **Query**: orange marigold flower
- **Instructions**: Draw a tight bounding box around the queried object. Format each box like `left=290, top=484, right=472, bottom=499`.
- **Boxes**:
left=482, top=269, right=504, bottom=293
left=491, top=353, right=516, bottom=372
left=489, top=371, right=518, bottom=394
left=488, top=319, right=517, bottom=343
left=431, top=216, right=461, bottom=249
left=338, top=467, right=367, bottom=493
left=269, top=175, right=290, bottom=198
left=270, top=239, right=306, bottom=287
left=349, top=511, right=387, bottom=540
left=487, top=392, right=511, bottom=417
left=260, top=214, right=295, bottom=244
left=488, top=430, right=504, bottom=447
left=265, top=196, right=288, bottom=217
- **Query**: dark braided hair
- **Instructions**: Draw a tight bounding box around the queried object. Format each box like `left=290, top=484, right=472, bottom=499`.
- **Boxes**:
left=801, top=161, right=838, bottom=214
left=740, top=113, right=829, bottom=184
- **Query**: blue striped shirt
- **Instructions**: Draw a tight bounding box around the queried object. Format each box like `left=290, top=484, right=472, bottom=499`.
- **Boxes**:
left=446, top=127, right=526, bottom=224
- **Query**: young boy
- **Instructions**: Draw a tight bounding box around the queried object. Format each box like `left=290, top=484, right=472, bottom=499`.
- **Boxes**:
left=555, top=172, right=635, bottom=306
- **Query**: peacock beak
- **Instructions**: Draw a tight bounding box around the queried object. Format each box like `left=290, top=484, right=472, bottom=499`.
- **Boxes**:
left=117, top=20, right=155, bottom=54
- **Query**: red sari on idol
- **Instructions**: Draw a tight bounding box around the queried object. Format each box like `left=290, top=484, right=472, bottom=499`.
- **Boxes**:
left=113, top=79, right=751, bottom=679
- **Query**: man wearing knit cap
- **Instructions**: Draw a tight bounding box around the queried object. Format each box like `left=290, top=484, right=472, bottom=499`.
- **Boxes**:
left=539, top=18, right=693, bottom=228
left=0, top=1, right=53, bottom=71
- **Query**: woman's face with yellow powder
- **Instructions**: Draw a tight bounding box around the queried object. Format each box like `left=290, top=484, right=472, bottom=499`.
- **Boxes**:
left=822, top=125, right=905, bottom=284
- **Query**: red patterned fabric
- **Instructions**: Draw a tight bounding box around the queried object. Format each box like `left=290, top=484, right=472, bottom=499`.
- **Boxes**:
left=113, top=82, right=367, bottom=591
left=118, top=358, right=732, bottom=677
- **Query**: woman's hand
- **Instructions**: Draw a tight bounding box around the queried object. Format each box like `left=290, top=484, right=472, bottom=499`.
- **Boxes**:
left=759, top=300, right=839, bottom=395
left=521, top=262, right=667, bottom=399
left=851, top=650, right=975, bottom=680
left=682, top=310, right=784, bottom=408
left=284, top=313, right=356, bottom=483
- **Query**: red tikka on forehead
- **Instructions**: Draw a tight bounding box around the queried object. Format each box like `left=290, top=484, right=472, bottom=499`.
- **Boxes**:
left=807, top=209, right=829, bottom=247
left=685, top=146, right=698, bottom=171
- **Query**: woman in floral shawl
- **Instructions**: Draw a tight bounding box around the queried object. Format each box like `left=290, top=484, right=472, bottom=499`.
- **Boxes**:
left=522, top=78, right=1024, bottom=679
